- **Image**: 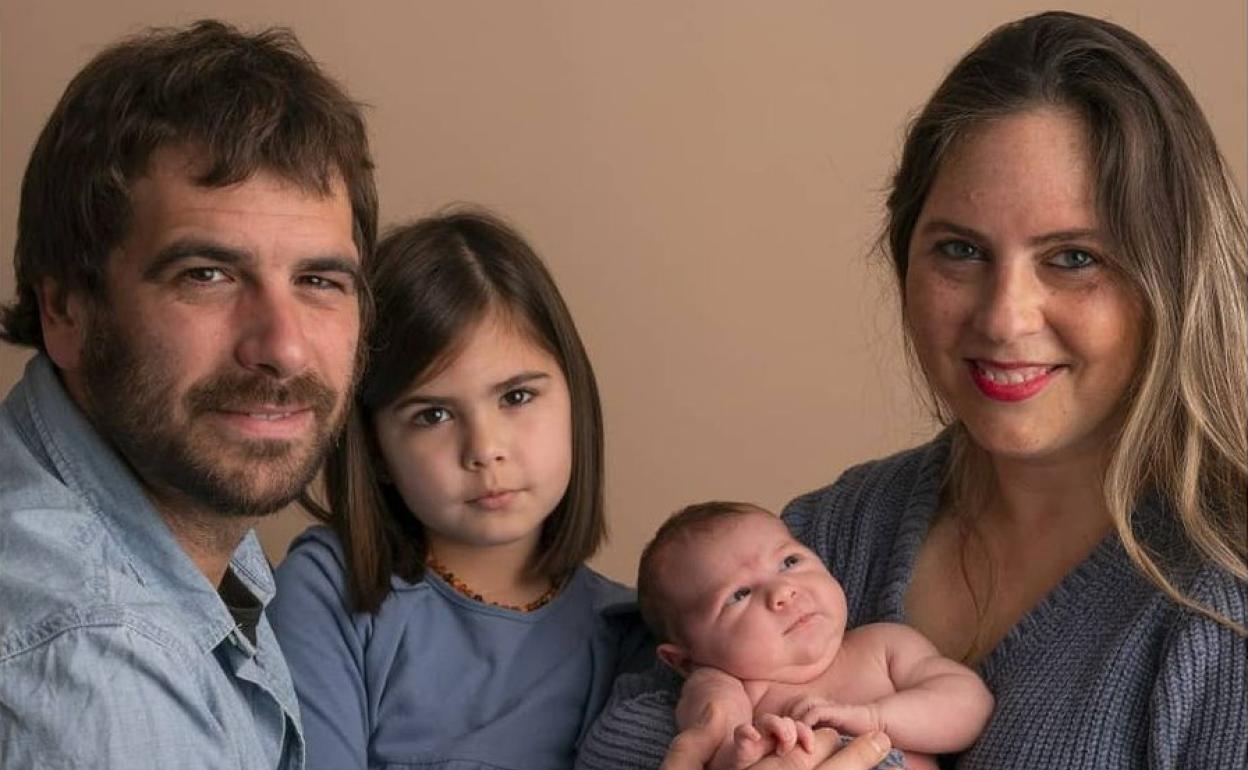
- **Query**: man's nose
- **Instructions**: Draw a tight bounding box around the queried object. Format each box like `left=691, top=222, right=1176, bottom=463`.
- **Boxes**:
left=235, top=287, right=310, bottom=379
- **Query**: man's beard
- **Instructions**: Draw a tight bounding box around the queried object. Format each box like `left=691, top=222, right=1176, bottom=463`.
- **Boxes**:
left=80, top=309, right=349, bottom=518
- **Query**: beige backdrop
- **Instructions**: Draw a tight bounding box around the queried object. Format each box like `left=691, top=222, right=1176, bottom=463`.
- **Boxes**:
left=2, top=0, right=1244, bottom=584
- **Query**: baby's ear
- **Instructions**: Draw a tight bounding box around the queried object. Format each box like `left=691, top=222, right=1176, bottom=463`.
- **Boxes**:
left=657, top=643, right=692, bottom=676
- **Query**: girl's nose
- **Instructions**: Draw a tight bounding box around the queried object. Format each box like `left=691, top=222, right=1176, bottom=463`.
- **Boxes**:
left=461, top=416, right=507, bottom=470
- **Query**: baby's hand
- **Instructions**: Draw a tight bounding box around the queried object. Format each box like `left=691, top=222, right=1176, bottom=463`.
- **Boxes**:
left=789, top=696, right=883, bottom=736
left=733, top=714, right=814, bottom=760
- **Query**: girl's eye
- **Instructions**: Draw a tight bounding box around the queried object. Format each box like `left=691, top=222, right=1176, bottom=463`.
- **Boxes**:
left=501, top=388, right=535, bottom=407
left=936, top=240, right=982, bottom=260
left=726, top=587, right=751, bottom=606
left=1048, top=249, right=1098, bottom=269
left=780, top=554, right=801, bottom=571
left=412, top=406, right=451, bottom=427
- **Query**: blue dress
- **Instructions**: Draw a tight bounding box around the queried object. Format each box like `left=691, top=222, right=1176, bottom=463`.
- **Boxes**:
left=270, top=526, right=649, bottom=770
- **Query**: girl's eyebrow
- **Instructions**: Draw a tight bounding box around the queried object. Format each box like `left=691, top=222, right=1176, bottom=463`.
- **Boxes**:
left=492, top=371, right=550, bottom=395
left=390, top=371, right=552, bottom=411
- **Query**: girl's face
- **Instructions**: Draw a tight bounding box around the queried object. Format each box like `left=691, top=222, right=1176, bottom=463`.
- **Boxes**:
left=904, top=108, right=1143, bottom=467
left=372, top=311, right=573, bottom=558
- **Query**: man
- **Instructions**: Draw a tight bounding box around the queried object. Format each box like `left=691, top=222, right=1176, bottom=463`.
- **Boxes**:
left=0, top=21, right=376, bottom=768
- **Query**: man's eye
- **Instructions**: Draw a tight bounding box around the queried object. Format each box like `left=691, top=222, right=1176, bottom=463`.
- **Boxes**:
left=726, top=587, right=751, bottom=606
left=780, top=554, right=801, bottom=570
left=1048, top=249, right=1098, bottom=269
left=299, top=274, right=349, bottom=292
left=412, top=407, right=451, bottom=427
left=936, top=240, right=982, bottom=260
left=501, top=388, right=535, bottom=407
left=181, top=267, right=228, bottom=284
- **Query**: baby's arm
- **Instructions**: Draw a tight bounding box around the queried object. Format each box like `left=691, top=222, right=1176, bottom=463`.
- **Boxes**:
left=794, top=624, right=992, bottom=754
left=676, top=669, right=812, bottom=770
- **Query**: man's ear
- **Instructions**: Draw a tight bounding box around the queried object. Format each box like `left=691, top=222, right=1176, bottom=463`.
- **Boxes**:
left=37, top=278, right=90, bottom=372
left=657, top=643, right=693, bottom=676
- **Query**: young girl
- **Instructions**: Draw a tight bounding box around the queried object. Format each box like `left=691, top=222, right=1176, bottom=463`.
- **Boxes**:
left=270, top=210, right=647, bottom=770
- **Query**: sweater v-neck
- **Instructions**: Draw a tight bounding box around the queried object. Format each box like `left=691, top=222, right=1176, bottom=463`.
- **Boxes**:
left=875, top=436, right=1138, bottom=678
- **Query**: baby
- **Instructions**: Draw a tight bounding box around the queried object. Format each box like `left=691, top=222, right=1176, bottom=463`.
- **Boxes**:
left=637, top=502, right=993, bottom=770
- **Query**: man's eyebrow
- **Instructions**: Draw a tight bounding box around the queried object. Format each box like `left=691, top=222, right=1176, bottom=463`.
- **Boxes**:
left=296, top=256, right=363, bottom=289
left=142, top=239, right=250, bottom=280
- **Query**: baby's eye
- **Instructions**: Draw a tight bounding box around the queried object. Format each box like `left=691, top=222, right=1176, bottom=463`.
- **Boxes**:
left=936, top=240, right=982, bottom=260
left=1047, top=249, right=1098, bottom=269
left=725, top=587, right=751, bottom=606
left=780, top=554, right=801, bottom=570
left=501, top=388, right=535, bottom=407
left=412, top=406, right=451, bottom=427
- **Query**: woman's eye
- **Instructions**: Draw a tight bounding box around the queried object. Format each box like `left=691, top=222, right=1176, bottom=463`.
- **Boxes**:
left=780, top=554, right=801, bottom=570
left=412, top=406, right=451, bottom=426
left=936, top=240, right=982, bottom=260
left=1048, top=249, right=1097, bottom=269
left=726, top=587, right=751, bottom=606
left=501, top=388, right=535, bottom=407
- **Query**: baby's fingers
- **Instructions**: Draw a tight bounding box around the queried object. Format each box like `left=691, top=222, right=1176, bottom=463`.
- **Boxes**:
left=795, top=721, right=815, bottom=753
left=795, top=704, right=842, bottom=730
left=757, top=714, right=799, bottom=755
left=734, top=722, right=763, bottom=744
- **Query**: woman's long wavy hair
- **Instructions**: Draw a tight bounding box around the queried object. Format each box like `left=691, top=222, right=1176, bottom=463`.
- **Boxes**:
left=885, top=11, right=1246, bottom=639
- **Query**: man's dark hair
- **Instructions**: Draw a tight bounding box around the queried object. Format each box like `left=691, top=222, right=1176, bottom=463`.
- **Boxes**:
left=2, top=19, right=378, bottom=349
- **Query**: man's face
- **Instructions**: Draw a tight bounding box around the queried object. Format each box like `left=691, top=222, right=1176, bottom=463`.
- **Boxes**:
left=72, top=146, right=361, bottom=518
left=657, top=512, right=848, bottom=684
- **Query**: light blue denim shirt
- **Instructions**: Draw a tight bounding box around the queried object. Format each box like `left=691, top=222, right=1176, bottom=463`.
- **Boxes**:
left=0, top=355, right=305, bottom=769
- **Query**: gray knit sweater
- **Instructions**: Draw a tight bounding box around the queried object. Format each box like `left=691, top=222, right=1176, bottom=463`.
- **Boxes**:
left=576, top=437, right=1247, bottom=769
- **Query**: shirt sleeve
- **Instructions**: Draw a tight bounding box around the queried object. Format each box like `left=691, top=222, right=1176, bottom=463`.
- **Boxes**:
left=0, top=625, right=234, bottom=769
left=269, top=536, right=370, bottom=770
left=1148, top=571, right=1248, bottom=768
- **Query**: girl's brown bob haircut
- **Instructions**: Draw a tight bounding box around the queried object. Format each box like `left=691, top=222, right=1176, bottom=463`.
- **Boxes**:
left=307, top=208, right=606, bottom=613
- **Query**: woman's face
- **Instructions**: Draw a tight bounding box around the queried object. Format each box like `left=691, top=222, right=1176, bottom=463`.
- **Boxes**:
left=904, top=107, right=1143, bottom=466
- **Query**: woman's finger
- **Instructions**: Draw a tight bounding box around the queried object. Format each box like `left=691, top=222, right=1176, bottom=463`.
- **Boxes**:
left=660, top=704, right=724, bottom=770
left=812, top=732, right=892, bottom=770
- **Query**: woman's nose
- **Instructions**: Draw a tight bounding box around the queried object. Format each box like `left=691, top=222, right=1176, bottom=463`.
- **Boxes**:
left=973, top=258, right=1046, bottom=344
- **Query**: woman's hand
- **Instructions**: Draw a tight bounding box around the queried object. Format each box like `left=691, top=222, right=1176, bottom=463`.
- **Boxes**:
left=661, top=704, right=893, bottom=770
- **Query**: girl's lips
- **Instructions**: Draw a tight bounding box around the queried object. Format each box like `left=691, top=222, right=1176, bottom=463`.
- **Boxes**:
left=968, top=360, right=1063, bottom=402
left=468, top=489, right=519, bottom=510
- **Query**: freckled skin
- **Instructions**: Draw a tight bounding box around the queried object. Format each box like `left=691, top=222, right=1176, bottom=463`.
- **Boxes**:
left=904, top=108, right=1143, bottom=465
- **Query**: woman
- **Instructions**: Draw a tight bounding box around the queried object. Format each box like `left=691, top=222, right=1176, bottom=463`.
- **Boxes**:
left=577, top=11, right=1246, bottom=769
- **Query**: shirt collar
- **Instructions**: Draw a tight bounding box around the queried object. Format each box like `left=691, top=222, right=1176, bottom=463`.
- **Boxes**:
left=14, top=354, right=276, bottom=652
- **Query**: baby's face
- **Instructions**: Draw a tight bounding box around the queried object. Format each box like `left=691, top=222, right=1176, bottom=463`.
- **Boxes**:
left=659, top=512, right=848, bottom=683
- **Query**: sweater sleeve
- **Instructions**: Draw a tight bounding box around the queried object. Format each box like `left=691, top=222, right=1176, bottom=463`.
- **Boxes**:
left=574, top=664, right=680, bottom=770
left=1147, top=570, right=1247, bottom=768
left=269, top=531, right=370, bottom=770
